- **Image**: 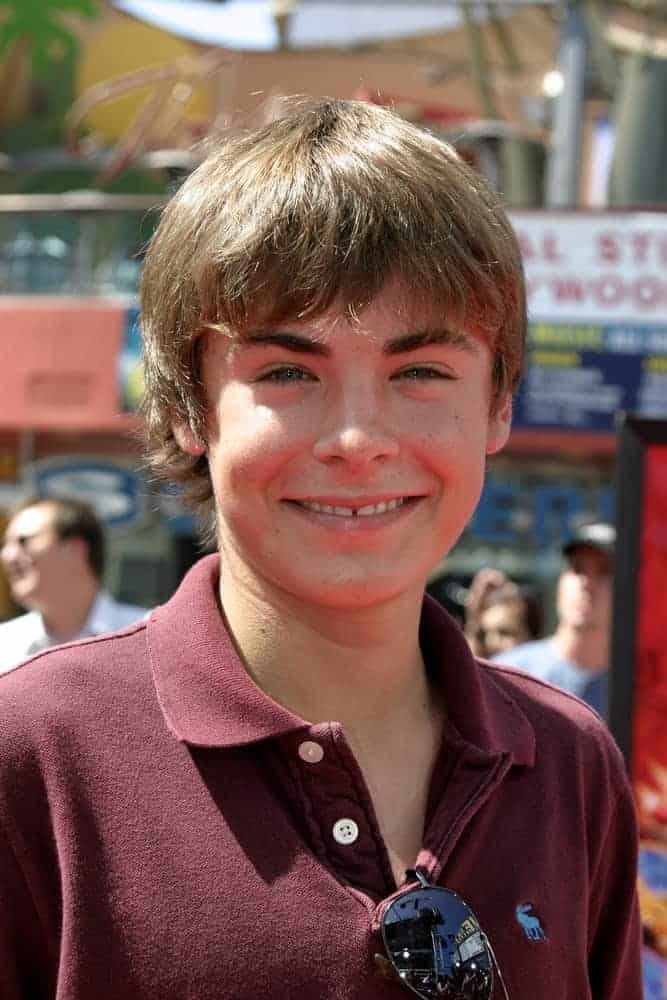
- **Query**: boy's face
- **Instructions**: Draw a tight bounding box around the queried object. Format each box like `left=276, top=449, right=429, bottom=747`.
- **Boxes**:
left=177, top=286, right=511, bottom=610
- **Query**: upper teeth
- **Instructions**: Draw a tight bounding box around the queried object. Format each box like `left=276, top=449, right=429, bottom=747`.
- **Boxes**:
left=299, top=498, right=405, bottom=516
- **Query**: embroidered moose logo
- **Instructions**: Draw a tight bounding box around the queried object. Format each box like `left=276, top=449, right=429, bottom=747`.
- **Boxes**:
left=516, top=903, right=546, bottom=941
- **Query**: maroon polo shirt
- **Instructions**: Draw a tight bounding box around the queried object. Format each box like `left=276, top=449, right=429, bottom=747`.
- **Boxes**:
left=0, top=556, right=641, bottom=998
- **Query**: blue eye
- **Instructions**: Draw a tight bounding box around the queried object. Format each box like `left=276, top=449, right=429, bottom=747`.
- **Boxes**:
left=260, top=366, right=315, bottom=383
left=394, top=367, right=449, bottom=381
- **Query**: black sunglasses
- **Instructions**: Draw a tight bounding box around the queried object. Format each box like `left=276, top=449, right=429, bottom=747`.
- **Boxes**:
left=379, top=869, right=510, bottom=999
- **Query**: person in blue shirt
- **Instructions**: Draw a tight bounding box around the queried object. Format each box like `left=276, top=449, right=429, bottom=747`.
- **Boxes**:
left=491, top=522, right=615, bottom=718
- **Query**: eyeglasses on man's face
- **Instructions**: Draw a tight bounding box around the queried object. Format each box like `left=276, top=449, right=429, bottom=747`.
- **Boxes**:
left=379, top=869, right=510, bottom=999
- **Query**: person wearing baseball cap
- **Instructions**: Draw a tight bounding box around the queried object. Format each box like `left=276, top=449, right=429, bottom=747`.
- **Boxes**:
left=562, top=521, right=616, bottom=561
left=492, top=522, right=615, bottom=717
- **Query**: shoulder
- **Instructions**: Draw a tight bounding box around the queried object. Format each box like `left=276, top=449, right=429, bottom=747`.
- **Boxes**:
left=0, top=620, right=156, bottom=834
left=0, top=621, right=155, bottom=898
left=0, top=619, right=150, bottom=745
left=481, top=658, right=626, bottom=789
left=0, top=612, right=42, bottom=673
left=482, top=655, right=603, bottom=729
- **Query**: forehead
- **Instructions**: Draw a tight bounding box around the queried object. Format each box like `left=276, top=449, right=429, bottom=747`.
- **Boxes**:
left=6, top=504, right=57, bottom=538
left=227, top=274, right=480, bottom=333
left=229, top=284, right=489, bottom=350
left=480, top=600, right=524, bottom=627
left=564, top=545, right=611, bottom=574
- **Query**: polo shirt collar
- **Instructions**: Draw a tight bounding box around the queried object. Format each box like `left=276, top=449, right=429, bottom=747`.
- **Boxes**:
left=148, top=555, right=534, bottom=766
left=419, top=593, right=534, bottom=765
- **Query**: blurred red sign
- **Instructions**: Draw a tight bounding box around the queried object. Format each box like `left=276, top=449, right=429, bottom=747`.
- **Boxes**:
left=0, top=297, right=134, bottom=431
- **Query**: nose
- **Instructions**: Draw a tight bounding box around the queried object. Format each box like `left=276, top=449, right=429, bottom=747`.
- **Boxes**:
left=0, top=538, right=21, bottom=564
left=312, top=384, right=400, bottom=468
left=0, top=546, right=18, bottom=573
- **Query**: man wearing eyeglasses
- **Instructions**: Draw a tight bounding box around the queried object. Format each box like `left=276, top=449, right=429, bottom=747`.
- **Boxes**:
left=0, top=100, right=642, bottom=999
left=0, top=496, right=147, bottom=672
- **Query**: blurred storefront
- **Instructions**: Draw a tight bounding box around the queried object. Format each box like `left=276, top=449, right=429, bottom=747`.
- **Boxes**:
left=433, top=207, right=667, bottom=621
left=0, top=193, right=205, bottom=620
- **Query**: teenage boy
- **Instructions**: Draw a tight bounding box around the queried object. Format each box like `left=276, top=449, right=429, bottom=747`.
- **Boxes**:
left=0, top=99, right=641, bottom=999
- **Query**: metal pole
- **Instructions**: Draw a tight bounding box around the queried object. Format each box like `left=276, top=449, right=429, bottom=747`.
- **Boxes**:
left=545, top=0, right=589, bottom=207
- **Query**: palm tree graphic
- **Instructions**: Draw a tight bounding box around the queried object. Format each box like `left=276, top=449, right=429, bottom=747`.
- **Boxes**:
left=0, top=0, right=99, bottom=79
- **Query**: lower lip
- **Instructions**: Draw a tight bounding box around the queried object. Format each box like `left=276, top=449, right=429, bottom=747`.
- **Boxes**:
left=284, top=498, right=423, bottom=529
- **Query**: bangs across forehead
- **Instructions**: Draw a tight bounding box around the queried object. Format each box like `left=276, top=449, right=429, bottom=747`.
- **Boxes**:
left=186, top=115, right=513, bottom=340
left=211, top=286, right=492, bottom=363
left=194, top=228, right=506, bottom=347
left=206, top=271, right=495, bottom=347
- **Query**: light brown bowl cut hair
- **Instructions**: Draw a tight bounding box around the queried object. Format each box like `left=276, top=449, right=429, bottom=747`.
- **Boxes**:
left=140, top=96, right=527, bottom=524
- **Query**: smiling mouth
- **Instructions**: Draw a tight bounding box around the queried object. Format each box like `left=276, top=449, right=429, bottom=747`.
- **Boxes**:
left=290, top=497, right=415, bottom=517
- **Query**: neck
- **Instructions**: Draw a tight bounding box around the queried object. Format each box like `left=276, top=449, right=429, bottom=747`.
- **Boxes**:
left=39, top=576, right=99, bottom=643
left=553, top=622, right=609, bottom=672
left=218, top=560, right=440, bottom=748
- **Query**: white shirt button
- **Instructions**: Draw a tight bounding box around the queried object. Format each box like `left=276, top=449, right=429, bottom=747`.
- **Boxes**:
left=297, top=740, right=324, bottom=764
left=332, top=818, right=359, bottom=845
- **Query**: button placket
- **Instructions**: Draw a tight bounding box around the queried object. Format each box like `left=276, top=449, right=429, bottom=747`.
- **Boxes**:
left=291, top=723, right=394, bottom=895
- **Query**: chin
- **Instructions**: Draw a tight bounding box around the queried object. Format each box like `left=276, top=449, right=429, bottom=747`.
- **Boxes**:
left=290, top=572, right=421, bottom=611
left=10, top=580, right=39, bottom=609
left=12, top=596, right=36, bottom=612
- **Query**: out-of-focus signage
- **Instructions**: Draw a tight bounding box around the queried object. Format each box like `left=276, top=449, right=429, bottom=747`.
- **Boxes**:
left=0, top=298, right=128, bottom=431
left=470, top=465, right=613, bottom=551
left=31, top=457, right=145, bottom=528
left=0, top=448, right=17, bottom=482
left=119, top=306, right=144, bottom=412
left=611, top=416, right=667, bottom=998
left=509, top=211, right=667, bottom=433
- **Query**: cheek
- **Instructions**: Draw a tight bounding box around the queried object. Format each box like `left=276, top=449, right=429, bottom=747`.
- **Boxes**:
left=416, top=419, right=465, bottom=460
left=31, top=547, right=55, bottom=569
left=421, top=403, right=490, bottom=454
left=207, top=401, right=310, bottom=497
left=419, top=424, right=486, bottom=491
left=557, top=574, right=582, bottom=608
left=555, top=577, right=570, bottom=608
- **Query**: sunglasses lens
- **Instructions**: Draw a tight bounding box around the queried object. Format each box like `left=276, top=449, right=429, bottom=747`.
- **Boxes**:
left=381, top=887, right=493, bottom=999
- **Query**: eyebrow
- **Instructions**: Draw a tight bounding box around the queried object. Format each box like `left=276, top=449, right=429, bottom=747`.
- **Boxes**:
left=383, top=329, right=479, bottom=355
left=237, top=327, right=478, bottom=356
left=239, top=332, right=330, bottom=356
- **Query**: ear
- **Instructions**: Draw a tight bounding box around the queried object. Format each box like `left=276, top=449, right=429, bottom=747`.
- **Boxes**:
left=172, top=422, right=206, bottom=456
left=486, top=394, right=512, bottom=456
left=67, top=535, right=90, bottom=563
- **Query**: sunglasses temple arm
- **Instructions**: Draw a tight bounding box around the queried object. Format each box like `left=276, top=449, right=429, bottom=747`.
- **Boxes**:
left=485, top=936, right=511, bottom=1000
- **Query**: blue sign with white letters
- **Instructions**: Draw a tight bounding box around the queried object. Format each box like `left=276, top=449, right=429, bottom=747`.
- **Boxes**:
left=513, top=322, right=667, bottom=433
left=470, top=473, right=613, bottom=551
left=32, top=459, right=145, bottom=527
